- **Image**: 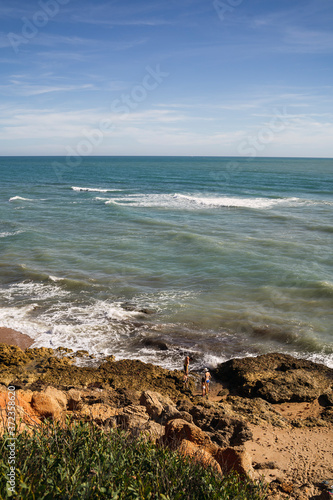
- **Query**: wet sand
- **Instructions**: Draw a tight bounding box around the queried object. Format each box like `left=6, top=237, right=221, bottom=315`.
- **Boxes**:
left=0, top=327, right=34, bottom=349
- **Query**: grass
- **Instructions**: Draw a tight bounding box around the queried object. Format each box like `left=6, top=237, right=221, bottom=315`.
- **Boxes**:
left=0, top=420, right=267, bottom=499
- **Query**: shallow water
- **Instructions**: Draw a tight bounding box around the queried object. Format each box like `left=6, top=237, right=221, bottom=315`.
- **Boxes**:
left=0, top=156, right=332, bottom=369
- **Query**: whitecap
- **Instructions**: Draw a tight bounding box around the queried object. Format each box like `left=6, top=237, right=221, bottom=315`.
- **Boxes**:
left=72, top=186, right=122, bottom=193
left=9, top=196, right=33, bottom=202
left=0, top=281, right=69, bottom=301
left=49, top=275, right=63, bottom=282
left=0, top=230, right=23, bottom=238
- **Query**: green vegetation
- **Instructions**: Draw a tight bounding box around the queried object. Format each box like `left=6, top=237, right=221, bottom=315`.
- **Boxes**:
left=0, top=421, right=267, bottom=499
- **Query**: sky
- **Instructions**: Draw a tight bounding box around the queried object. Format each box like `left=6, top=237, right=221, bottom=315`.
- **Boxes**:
left=0, top=0, right=332, bottom=157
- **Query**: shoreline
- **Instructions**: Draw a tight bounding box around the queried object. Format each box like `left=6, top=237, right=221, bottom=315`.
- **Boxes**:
left=1, top=324, right=332, bottom=372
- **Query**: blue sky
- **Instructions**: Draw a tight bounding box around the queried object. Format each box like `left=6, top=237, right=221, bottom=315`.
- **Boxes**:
left=0, top=0, right=332, bottom=156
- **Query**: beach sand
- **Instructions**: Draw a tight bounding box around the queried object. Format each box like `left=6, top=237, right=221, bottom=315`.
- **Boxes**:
left=0, top=327, right=33, bottom=349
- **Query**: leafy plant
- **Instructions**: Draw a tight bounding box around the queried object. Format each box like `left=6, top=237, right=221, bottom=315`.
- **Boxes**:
left=0, top=420, right=267, bottom=499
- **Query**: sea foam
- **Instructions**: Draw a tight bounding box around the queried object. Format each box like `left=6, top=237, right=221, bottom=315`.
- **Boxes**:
left=109, top=193, right=304, bottom=210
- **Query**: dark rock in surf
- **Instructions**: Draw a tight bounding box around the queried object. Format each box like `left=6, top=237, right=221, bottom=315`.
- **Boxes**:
left=214, top=353, right=333, bottom=403
left=141, top=338, right=168, bottom=351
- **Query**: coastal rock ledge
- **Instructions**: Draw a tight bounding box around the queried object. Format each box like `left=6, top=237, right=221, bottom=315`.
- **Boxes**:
left=0, top=344, right=332, bottom=499
left=213, top=353, right=333, bottom=404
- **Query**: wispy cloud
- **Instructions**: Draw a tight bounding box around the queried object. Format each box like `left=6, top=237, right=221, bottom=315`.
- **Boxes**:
left=70, top=15, right=173, bottom=27
left=283, top=27, right=333, bottom=53
left=0, top=80, right=95, bottom=97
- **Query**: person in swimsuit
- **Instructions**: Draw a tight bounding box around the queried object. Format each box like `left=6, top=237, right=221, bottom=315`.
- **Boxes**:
left=204, top=368, right=211, bottom=395
left=201, top=376, right=206, bottom=397
left=183, top=355, right=190, bottom=388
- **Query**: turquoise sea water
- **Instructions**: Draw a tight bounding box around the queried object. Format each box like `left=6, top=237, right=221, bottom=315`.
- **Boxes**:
left=0, top=156, right=332, bottom=369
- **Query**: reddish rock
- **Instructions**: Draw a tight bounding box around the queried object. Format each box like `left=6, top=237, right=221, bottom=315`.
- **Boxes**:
left=44, top=387, right=67, bottom=410
left=214, top=446, right=254, bottom=479
left=163, top=418, right=218, bottom=455
left=80, top=403, right=118, bottom=423
left=31, top=392, right=63, bottom=420
left=179, top=439, right=222, bottom=474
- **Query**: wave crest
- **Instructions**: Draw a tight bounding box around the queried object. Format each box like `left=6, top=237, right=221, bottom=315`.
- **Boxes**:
left=9, top=196, right=33, bottom=202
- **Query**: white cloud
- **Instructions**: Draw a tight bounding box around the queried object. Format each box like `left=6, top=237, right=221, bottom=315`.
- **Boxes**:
left=1, top=102, right=332, bottom=157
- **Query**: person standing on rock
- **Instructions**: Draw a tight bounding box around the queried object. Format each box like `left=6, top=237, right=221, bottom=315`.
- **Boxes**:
left=183, top=355, right=190, bottom=388
left=201, top=376, right=206, bottom=397
left=204, top=368, right=211, bottom=395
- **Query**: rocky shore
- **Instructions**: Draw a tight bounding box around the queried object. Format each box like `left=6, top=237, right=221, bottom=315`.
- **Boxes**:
left=0, top=341, right=332, bottom=499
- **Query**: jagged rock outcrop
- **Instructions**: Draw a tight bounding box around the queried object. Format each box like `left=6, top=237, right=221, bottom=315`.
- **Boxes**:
left=139, top=390, right=181, bottom=424
left=0, top=344, right=186, bottom=400
left=188, top=403, right=253, bottom=447
left=214, top=353, right=333, bottom=403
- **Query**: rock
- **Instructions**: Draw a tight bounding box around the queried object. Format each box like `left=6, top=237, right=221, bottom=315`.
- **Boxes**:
left=141, top=421, right=165, bottom=442
left=0, top=389, right=42, bottom=428
left=319, top=391, right=333, bottom=407
left=253, top=461, right=277, bottom=470
left=80, top=403, right=118, bottom=423
left=0, top=346, right=186, bottom=399
left=214, top=446, right=254, bottom=479
left=321, top=407, right=333, bottom=424
left=257, top=371, right=328, bottom=403
left=27, top=347, right=55, bottom=359
left=214, top=353, right=333, bottom=403
left=67, top=389, right=83, bottom=410
left=31, top=392, right=63, bottom=420
left=189, top=404, right=253, bottom=447
left=117, top=405, right=149, bottom=431
left=314, top=491, right=332, bottom=500
left=217, top=388, right=229, bottom=397
left=226, top=396, right=289, bottom=427
left=55, top=347, right=73, bottom=354
left=179, top=439, right=222, bottom=475
left=178, top=411, right=193, bottom=423
left=162, top=403, right=182, bottom=423
left=16, top=389, right=33, bottom=404
left=139, top=390, right=181, bottom=424
left=140, top=338, right=168, bottom=351
left=44, top=387, right=67, bottom=410
left=140, top=391, right=165, bottom=419
left=163, top=418, right=218, bottom=455
left=176, top=400, right=193, bottom=413
left=74, top=350, right=90, bottom=358
left=0, top=343, right=29, bottom=366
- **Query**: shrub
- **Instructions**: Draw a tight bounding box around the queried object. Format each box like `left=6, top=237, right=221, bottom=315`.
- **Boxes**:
left=0, top=421, right=266, bottom=499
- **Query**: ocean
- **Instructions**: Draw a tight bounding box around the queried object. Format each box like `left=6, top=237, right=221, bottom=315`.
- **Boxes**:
left=0, top=156, right=332, bottom=370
